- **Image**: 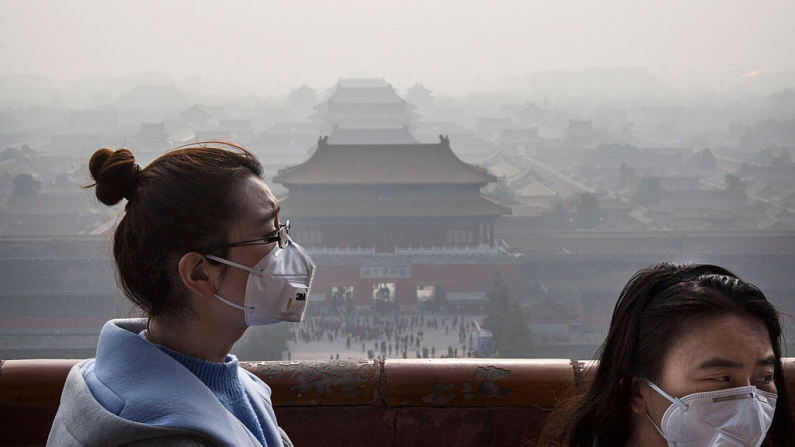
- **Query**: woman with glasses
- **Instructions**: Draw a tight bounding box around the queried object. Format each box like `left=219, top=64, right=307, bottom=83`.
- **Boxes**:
left=536, top=262, right=795, bottom=447
left=47, top=142, right=314, bottom=447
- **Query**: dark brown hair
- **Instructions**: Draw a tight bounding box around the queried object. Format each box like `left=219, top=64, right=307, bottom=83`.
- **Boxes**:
left=87, top=141, right=264, bottom=320
left=537, top=262, right=794, bottom=447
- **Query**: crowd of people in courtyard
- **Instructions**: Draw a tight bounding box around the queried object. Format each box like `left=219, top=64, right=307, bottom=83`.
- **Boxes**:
left=286, top=313, right=484, bottom=360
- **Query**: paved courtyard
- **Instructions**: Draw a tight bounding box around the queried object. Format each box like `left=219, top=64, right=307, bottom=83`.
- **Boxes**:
left=284, top=313, right=488, bottom=361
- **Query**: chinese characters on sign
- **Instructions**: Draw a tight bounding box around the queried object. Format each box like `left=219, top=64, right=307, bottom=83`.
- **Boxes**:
left=360, top=265, right=411, bottom=279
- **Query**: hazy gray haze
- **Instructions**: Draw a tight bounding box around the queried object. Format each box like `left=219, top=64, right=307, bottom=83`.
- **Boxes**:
left=1, top=0, right=794, bottom=94
left=3, top=0, right=795, bottom=366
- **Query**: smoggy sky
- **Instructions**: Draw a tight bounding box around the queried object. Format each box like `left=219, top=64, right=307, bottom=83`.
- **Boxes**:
left=1, top=0, right=794, bottom=94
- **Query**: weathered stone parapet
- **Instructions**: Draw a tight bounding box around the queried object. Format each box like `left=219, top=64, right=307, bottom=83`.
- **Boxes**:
left=2, top=358, right=794, bottom=446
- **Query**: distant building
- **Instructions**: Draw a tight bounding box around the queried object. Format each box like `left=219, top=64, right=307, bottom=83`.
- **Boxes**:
left=181, top=103, right=215, bottom=130
left=564, top=120, right=598, bottom=146
left=219, top=119, right=254, bottom=143
left=252, top=122, right=318, bottom=153
left=276, top=135, right=509, bottom=251
left=288, top=84, right=318, bottom=118
left=479, top=151, right=526, bottom=179
left=274, top=135, right=518, bottom=313
left=0, top=192, right=105, bottom=236
left=499, top=127, right=540, bottom=155
left=66, top=110, right=119, bottom=135
left=658, top=176, right=701, bottom=192
left=326, top=125, right=418, bottom=145
left=476, top=117, right=512, bottom=142
left=653, top=189, right=749, bottom=230
left=46, top=134, right=104, bottom=156
left=137, top=122, right=169, bottom=152
left=513, top=103, right=548, bottom=125
left=413, top=121, right=490, bottom=156
left=312, top=78, right=417, bottom=132
left=405, top=83, right=434, bottom=112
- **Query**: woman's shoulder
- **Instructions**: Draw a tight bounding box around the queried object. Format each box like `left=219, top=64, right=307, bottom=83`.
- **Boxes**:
left=238, top=366, right=273, bottom=398
left=49, top=363, right=220, bottom=446
left=120, top=434, right=217, bottom=447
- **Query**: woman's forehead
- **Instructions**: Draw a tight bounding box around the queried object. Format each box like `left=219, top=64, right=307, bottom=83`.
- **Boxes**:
left=666, top=314, right=773, bottom=371
left=236, top=176, right=278, bottom=227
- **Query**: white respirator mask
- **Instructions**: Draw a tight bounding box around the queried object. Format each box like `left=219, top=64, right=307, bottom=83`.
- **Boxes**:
left=643, top=378, right=777, bottom=447
left=206, top=237, right=315, bottom=325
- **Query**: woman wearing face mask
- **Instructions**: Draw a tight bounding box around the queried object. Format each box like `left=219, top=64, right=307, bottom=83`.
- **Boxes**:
left=537, top=262, right=795, bottom=447
left=47, top=142, right=314, bottom=446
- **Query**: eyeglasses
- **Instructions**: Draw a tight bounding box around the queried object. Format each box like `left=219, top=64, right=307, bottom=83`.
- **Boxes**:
left=214, top=220, right=291, bottom=250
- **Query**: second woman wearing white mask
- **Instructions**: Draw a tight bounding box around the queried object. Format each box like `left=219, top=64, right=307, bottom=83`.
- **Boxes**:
left=537, top=262, right=795, bottom=447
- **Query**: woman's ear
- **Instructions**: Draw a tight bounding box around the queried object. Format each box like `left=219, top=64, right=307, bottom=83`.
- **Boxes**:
left=630, top=377, right=651, bottom=415
left=177, top=252, right=218, bottom=299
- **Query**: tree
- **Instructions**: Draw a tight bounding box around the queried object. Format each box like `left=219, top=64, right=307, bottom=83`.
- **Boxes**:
left=725, top=173, right=747, bottom=198
left=545, top=201, right=572, bottom=230
left=575, top=193, right=601, bottom=229
left=772, top=148, right=793, bottom=166
left=618, top=163, right=636, bottom=187
left=12, top=173, right=40, bottom=195
left=1, top=145, right=33, bottom=162
left=635, top=178, right=662, bottom=206
left=482, top=271, right=533, bottom=358
left=741, top=128, right=758, bottom=150
left=692, top=148, right=717, bottom=170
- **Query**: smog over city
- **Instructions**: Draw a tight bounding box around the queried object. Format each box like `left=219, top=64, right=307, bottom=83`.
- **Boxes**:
left=1, top=0, right=795, bottom=364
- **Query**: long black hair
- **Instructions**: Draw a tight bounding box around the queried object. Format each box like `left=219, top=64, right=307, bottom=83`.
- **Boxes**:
left=537, top=262, right=795, bottom=447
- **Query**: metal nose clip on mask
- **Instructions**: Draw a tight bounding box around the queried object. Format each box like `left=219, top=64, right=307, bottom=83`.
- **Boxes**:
left=643, top=378, right=777, bottom=447
left=206, top=237, right=316, bottom=325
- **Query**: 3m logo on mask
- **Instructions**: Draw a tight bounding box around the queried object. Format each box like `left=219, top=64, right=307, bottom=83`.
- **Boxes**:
left=282, top=284, right=309, bottom=313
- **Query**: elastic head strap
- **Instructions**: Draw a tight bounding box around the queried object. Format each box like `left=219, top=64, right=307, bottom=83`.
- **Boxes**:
left=205, top=254, right=259, bottom=275
left=643, top=378, right=688, bottom=411
left=205, top=254, right=257, bottom=312
left=214, top=294, right=253, bottom=311
left=645, top=413, right=669, bottom=442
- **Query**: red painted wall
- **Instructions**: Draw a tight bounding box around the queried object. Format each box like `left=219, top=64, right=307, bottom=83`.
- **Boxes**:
left=311, top=262, right=523, bottom=314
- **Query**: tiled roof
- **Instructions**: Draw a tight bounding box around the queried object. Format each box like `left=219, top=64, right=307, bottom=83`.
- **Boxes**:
left=279, top=193, right=510, bottom=218
left=274, top=137, right=496, bottom=185
left=327, top=127, right=419, bottom=145
left=327, top=86, right=405, bottom=104
left=515, top=181, right=557, bottom=197
left=336, top=78, right=391, bottom=89
left=659, top=189, right=743, bottom=209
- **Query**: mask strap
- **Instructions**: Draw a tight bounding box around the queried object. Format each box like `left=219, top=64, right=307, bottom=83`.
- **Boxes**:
left=642, top=378, right=688, bottom=410
left=273, top=238, right=289, bottom=258
left=214, top=294, right=253, bottom=311
left=645, top=413, right=670, bottom=442
left=205, top=254, right=259, bottom=275
left=205, top=254, right=257, bottom=311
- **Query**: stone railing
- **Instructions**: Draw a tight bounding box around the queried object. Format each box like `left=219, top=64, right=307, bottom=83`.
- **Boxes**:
left=2, top=358, right=795, bottom=446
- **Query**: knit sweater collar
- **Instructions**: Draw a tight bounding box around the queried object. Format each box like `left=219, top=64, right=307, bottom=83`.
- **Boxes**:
left=140, top=330, right=245, bottom=402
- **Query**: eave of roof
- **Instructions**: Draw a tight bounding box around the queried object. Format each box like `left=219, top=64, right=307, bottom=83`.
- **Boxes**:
left=274, top=137, right=496, bottom=186
left=279, top=193, right=510, bottom=218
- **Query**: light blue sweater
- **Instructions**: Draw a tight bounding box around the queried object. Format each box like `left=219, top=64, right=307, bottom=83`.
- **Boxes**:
left=151, top=339, right=267, bottom=446
left=47, top=318, right=288, bottom=447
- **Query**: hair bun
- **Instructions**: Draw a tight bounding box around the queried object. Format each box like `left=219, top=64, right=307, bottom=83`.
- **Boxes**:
left=88, top=148, right=141, bottom=205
